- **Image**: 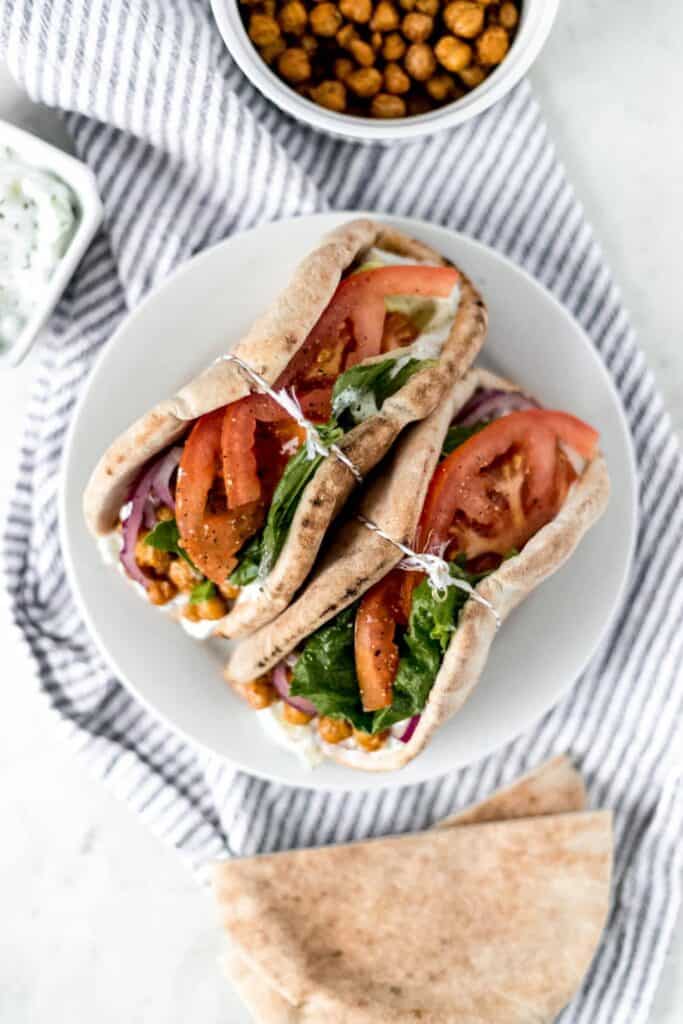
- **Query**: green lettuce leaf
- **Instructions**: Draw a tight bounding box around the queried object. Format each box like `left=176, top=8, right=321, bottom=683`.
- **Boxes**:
left=144, top=517, right=195, bottom=567
left=331, top=357, right=432, bottom=430
left=440, top=421, right=488, bottom=458
left=189, top=579, right=216, bottom=604
left=290, top=606, right=374, bottom=732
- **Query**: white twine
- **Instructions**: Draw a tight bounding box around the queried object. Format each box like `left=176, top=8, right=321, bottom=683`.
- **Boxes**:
left=356, top=514, right=499, bottom=623
left=219, top=352, right=497, bottom=623
left=219, top=353, right=363, bottom=481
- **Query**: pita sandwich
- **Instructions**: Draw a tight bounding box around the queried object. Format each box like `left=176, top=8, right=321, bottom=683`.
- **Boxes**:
left=226, top=368, right=610, bottom=771
left=435, top=754, right=587, bottom=828
left=213, top=810, right=613, bottom=1023
left=83, top=218, right=486, bottom=640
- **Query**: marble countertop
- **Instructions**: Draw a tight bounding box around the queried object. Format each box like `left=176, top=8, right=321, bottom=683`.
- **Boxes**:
left=1, top=2, right=681, bottom=1021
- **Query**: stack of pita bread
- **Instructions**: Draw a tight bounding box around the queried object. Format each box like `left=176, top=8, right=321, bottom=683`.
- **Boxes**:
left=213, top=756, right=612, bottom=1023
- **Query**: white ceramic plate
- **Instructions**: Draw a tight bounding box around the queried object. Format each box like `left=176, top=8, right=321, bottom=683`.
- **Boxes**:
left=60, top=213, right=637, bottom=791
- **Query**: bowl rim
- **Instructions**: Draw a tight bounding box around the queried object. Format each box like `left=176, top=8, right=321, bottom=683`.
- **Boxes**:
left=210, top=0, right=559, bottom=142
left=0, top=119, right=103, bottom=369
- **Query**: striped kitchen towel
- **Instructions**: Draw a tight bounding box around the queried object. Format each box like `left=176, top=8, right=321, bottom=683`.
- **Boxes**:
left=2, top=2, right=682, bottom=1021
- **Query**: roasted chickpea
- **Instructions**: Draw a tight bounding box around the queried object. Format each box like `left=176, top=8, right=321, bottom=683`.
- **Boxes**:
left=370, top=0, right=399, bottom=31
left=459, top=62, right=485, bottom=87
left=371, top=30, right=383, bottom=50
left=248, top=12, right=281, bottom=47
left=240, top=678, right=276, bottom=710
left=426, top=72, right=456, bottom=101
left=499, top=2, right=519, bottom=29
left=350, top=38, right=375, bottom=67
left=195, top=595, right=228, bottom=620
left=168, top=557, right=197, bottom=592
left=352, top=728, right=390, bottom=751
left=279, top=1, right=307, bottom=35
left=318, top=716, right=353, bottom=744
left=443, top=1, right=484, bottom=39
left=219, top=580, right=240, bottom=601
left=156, top=505, right=174, bottom=522
left=434, top=35, right=472, bottom=73
left=310, top=79, right=347, bottom=111
left=260, top=38, right=287, bottom=63
left=282, top=702, right=314, bottom=725
left=310, top=2, right=342, bottom=37
left=416, top=0, right=438, bottom=14
left=301, top=33, right=319, bottom=54
left=399, top=0, right=416, bottom=10
left=371, top=91, right=407, bottom=117
left=383, top=31, right=406, bottom=60
left=300, top=33, right=318, bottom=54
left=336, top=23, right=358, bottom=49
left=402, top=12, right=432, bottom=42
left=334, top=56, right=354, bottom=80
left=135, top=537, right=171, bottom=574
left=404, top=41, right=436, bottom=81
left=148, top=579, right=176, bottom=606
left=477, top=25, right=509, bottom=64
left=183, top=602, right=200, bottom=622
left=340, top=0, right=373, bottom=23
left=384, top=61, right=411, bottom=94
left=277, top=47, right=311, bottom=82
left=346, top=66, right=383, bottom=96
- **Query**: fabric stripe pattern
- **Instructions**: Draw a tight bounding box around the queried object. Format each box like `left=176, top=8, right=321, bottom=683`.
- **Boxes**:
left=2, top=3, right=681, bottom=1021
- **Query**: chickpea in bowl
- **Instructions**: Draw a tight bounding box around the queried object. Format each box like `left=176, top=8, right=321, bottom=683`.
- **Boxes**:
left=240, top=0, right=521, bottom=118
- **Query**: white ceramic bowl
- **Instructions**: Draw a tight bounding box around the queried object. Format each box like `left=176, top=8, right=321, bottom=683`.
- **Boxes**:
left=211, top=0, right=559, bottom=143
left=0, top=120, right=103, bottom=368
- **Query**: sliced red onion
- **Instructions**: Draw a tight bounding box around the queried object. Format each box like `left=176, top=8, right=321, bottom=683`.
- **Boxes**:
left=400, top=715, right=420, bottom=743
left=455, top=388, right=540, bottom=427
left=272, top=662, right=318, bottom=716
left=120, top=460, right=160, bottom=588
left=151, top=446, right=182, bottom=510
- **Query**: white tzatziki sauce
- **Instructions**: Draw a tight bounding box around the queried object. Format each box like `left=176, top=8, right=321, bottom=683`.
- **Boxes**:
left=97, top=526, right=228, bottom=639
left=0, top=146, right=79, bottom=352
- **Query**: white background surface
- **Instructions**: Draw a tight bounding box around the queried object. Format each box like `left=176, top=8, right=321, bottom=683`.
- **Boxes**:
left=0, top=2, right=681, bottom=1020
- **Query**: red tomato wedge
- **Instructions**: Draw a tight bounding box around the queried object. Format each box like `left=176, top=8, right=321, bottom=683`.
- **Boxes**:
left=279, top=264, right=459, bottom=384
left=176, top=409, right=265, bottom=584
left=354, top=570, right=406, bottom=711
left=417, top=410, right=597, bottom=560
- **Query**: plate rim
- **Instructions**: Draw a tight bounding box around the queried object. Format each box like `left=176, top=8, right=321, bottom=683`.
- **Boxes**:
left=58, top=211, right=638, bottom=791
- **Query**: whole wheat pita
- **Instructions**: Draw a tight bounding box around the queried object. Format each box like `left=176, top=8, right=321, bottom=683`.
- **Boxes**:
left=214, top=811, right=612, bottom=1024
left=84, top=218, right=486, bottom=637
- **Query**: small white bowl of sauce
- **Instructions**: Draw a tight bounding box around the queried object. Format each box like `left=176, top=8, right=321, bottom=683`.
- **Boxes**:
left=0, top=120, right=103, bottom=368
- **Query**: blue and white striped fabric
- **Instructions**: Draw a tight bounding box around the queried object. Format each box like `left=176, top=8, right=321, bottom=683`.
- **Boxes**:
left=2, top=2, right=682, bottom=1021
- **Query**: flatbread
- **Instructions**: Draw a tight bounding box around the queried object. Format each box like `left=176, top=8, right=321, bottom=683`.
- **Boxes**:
left=225, top=368, right=610, bottom=771
left=435, top=754, right=587, bottom=827
left=83, top=218, right=487, bottom=637
left=214, top=811, right=613, bottom=1023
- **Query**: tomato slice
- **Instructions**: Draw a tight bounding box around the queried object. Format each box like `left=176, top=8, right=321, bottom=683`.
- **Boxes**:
left=176, top=410, right=265, bottom=584
left=354, top=571, right=406, bottom=712
left=279, top=264, right=459, bottom=384
left=221, top=399, right=261, bottom=509
left=417, top=410, right=595, bottom=560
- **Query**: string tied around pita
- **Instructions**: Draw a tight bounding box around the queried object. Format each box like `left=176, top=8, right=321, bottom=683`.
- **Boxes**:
left=219, top=352, right=498, bottom=624
left=218, top=353, right=363, bottom=482
left=356, top=514, right=500, bottom=624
